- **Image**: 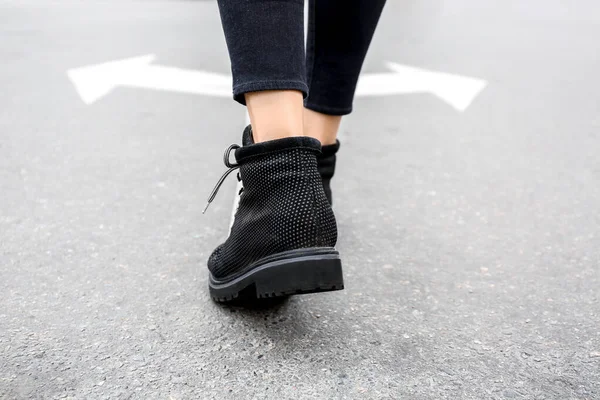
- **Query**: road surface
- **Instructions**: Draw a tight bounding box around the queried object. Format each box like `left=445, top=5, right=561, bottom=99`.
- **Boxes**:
left=1, top=0, right=599, bottom=398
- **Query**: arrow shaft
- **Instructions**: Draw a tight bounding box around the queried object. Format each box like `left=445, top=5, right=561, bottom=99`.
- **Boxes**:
left=120, top=65, right=232, bottom=97
left=356, top=74, right=430, bottom=96
left=122, top=68, right=433, bottom=98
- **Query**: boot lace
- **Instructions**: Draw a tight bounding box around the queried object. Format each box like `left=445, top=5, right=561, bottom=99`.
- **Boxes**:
left=203, top=144, right=241, bottom=214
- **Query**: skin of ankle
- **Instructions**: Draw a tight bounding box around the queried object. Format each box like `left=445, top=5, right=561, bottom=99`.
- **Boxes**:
left=245, top=90, right=304, bottom=143
left=303, top=108, right=341, bottom=146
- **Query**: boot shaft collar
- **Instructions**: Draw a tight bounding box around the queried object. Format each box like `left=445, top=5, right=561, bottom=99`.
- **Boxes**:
left=235, top=125, right=322, bottom=165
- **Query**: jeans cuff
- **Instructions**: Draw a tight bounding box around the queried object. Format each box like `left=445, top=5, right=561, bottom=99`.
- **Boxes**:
left=304, top=101, right=353, bottom=116
left=233, top=80, right=309, bottom=106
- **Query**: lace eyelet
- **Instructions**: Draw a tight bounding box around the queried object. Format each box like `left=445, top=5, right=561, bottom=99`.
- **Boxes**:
left=224, top=144, right=240, bottom=168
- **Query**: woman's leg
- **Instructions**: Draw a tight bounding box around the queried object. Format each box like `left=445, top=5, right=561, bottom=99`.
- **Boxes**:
left=209, top=0, right=342, bottom=303
left=302, top=0, right=387, bottom=204
left=303, top=108, right=341, bottom=146
left=304, top=0, right=387, bottom=144
left=216, top=0, right=307, bottom=143
left=246, top=91, right=304, bottom=142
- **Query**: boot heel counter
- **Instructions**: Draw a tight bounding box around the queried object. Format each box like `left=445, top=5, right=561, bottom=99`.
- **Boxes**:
left=312, top=172, right=338, bottom=248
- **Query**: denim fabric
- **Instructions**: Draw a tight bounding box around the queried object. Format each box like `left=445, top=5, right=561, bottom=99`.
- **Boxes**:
left=217, top=0, right=386, bottom=115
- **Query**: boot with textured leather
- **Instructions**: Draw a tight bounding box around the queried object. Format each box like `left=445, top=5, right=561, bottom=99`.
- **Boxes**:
left=317, top=140, right=340, bottom=205
left=205, top=126, right=344, bottom=302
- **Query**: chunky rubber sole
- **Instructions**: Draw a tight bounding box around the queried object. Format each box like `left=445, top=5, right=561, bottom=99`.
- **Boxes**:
left=209, top=248, right=344, bottom=303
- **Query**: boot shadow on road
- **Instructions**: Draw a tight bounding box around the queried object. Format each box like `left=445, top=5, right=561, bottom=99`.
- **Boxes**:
left=216, top=295, right=291, bottom=311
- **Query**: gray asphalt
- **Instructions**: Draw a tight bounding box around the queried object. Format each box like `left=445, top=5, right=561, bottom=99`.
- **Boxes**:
left=1, top=0, right=600, bottom=399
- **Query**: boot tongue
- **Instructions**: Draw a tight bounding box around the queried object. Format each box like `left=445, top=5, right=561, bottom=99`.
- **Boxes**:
left=242, top=125, right=254, bottom=146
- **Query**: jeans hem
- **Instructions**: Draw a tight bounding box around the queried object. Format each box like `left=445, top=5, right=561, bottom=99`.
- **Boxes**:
left=304, top=101, right=352, bottom=116
left=233, top=80, right=309, bottom=106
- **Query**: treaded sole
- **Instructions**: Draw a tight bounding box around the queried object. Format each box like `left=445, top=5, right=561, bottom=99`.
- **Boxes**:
left=209, top=248, right=344, bottom=303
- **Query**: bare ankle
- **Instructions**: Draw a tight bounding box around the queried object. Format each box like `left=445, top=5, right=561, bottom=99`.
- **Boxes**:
left=303, top=108, right=341, bottom=145
left=245, top=90, right=304, bottom=142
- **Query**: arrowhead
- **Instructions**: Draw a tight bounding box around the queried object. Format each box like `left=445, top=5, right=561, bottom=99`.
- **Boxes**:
left=67, top=54, right=156, bottom=104
left=385, top=62, right=487, bottom=112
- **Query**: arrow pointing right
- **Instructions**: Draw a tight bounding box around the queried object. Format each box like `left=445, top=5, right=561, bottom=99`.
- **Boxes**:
left=356, top=62, right=487, bottom=112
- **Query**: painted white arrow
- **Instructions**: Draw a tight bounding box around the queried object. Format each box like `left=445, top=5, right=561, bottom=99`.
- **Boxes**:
left=356, top=62, right=487, bottom=112
left=68, top=54, right=487, bottom=111
left=67, top=54, right=231, bottom=105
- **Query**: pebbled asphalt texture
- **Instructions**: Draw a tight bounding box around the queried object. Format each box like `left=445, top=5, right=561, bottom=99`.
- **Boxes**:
left=1, top=0, right=600, bottom=399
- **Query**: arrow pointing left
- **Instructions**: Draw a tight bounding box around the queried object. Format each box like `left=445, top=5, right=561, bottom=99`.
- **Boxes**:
left=67, top=54, right=232, bottom=105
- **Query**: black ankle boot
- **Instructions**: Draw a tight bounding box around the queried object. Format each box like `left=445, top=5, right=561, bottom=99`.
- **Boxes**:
left=205, top=126, right=344, bottom=302
left=317, top=140, right=340, bottom=205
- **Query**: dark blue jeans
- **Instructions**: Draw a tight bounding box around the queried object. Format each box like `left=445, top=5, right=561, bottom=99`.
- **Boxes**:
left=217, top=0, right=387, bottom=115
